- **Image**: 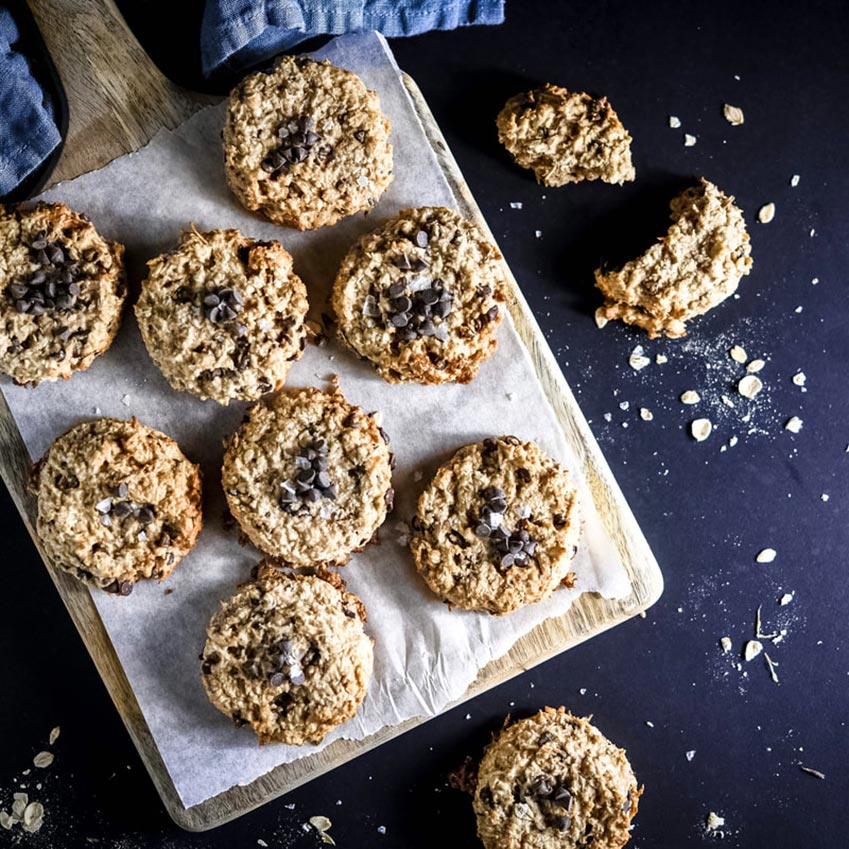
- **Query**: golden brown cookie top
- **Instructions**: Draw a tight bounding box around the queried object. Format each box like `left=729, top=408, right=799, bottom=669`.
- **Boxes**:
left=410, top=436, right=580, bottom=615
left=0, top=202, right=126, bottom=385
left=474, top=708, right=641, bottom=849
left=223, top=56, right=393, bottom=230
left=135, top=228, right=309, bottom=405
left=201, top=562, right=374, bottom=746
left=34, top=417, right=202, bottom=592
left=332, top=206, right=508, bottom=385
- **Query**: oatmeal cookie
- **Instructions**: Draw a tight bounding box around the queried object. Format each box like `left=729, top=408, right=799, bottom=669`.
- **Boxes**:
left=474, top=708, right=641, bottom=849
left=34, top=417, right=203, bottom=593
left=223, top=56, right=393, bottom=230
left=222, top=386, right=394, bottom=565
left=0, top=202, right=126, bottom=385
left=332, top=206, right=508, bottom=384
left=594, top=178, right=753, bottom=338
left=135, top=228, right=309, bottom=405
left=409, top=436, right=581, bottom=616
left=497, top=85, right=635, bottom=186
left=201, top=562, right=373, bottom=745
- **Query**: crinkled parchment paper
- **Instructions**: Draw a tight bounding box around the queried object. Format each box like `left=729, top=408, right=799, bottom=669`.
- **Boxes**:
left=1, top=33, right=630, bottom=807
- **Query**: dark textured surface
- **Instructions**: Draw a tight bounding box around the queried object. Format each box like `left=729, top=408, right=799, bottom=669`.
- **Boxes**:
left=2, top=0, right=848, bottom=845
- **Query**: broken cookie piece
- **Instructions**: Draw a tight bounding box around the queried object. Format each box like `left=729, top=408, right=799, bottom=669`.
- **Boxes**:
left=594, top=179, right=753, bottom=338
left=496, top=84, right=635, bottom=186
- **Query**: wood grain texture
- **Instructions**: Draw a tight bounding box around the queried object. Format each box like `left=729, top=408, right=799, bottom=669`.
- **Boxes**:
left=2, top=0, right=662, bottom=831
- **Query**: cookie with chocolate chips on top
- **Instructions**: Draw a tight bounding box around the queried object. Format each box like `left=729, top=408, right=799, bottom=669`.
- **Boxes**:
left=474, top=708, right=641, bottom=849
left=410, top=436, right=581, bottom=615
left=222, top=385, right=394, bottom=566
left=332, top=206, right=508, bottom=384
left=34, top=417, right=203, bottom=594
left=0, top=202, right=127, bottom=386
left=223, top=55, right=393, bottom=230
left=135, top=228, right=309, bottom=405
left=201, top=561, right=374, bottom=745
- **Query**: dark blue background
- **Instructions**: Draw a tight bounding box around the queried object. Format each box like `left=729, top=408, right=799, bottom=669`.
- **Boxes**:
left=2, top=1, right=847, bottom=846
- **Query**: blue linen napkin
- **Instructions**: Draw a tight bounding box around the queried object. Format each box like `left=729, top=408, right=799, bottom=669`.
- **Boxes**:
left=0, top=8, right=62, bottom=196
left=201, top=0, right=505, bottom=76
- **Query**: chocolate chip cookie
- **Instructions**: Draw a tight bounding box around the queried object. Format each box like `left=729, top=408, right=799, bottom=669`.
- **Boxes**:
left=497, top=85, right=635, bottom=186
left=409, top=436, right=581, bottom=616
left=34, top=417, right=203, bottom=593
left=332, top=206, right=508, bottom=384
left=0, top=202, right=126, bottom=385
left=222, top=386, right=394, bottom=566
left=595, top=178, right=753, bottom=338
left=201, top=562, right=373, bottom=745
left=224, top=56, right=394, bottom=230
left=135, top=228, right=309, bottom=405
left=474, top=708, right=641, bottom=849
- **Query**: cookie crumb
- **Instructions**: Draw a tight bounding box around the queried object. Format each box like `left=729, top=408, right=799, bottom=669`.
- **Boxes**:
left=594, top=308, right=608, bottom=329
left=669, top=115, right=681, bottom=128
left=792, top=371, right=806, bottom=387
left=705, top=812, right=726, bottom=834
left=640, top=408, right=653, bottom=421
left=680, top=390, right=700, bottom=405
left=686, top=750, right=696, bottom=761
left=780, top=593, right=794, bottom=605
left=744, top=640, right=763, bottom=661
left=683, top=133, right=697, bottom=147
left=690, top=418, right=712, bottom=441
left=790, top=174, right=800, bottom=187
left=720, top=636, right=732, bottom=653
left=784, top=416, right=803, bottom=433
left=629, top=346, right=651, bottom=370
left=655, top=353, right=668, bottom=364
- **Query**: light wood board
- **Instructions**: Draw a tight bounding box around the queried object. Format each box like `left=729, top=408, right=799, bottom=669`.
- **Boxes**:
left=0, top=0, right=663, bottom=831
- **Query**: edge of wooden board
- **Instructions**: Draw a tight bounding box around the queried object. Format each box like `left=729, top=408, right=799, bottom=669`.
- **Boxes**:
left=0, top=66, right=663, bottom=832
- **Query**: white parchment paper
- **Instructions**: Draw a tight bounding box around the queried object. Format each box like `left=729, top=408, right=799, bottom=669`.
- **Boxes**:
left=1, top=33, right=630, bottom=807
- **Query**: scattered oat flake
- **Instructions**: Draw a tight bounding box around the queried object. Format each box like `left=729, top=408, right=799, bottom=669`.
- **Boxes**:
left=784, top=416, right=803, bottom=433
left=669, top=115, right=681, bottom=128
left=49, top=726, right=61, bottom=745
left=811, top=277, right=819, bottom=285
left=758, top=202, right=776, bottom=223
left=257, top=841, right=268, bottom=847
left=721, top=395, right=736, bottom=409
left=655, top=353, right=668, bottom=364
left=720, top=636, right=732, bottom=653
left=800, top=766, right=825, bottom=780
left=690, top=418, right=712, bottom=442
left=723, top=103, right=744, bottom=125
left=640, top=408, right=653, bottom=421
left=746, top=359, right=765, bottom=373
left=594, top=308, right=608, bottom=329
left=686, top=750, right=696, bottom=762
left=33, top=751, right=53, bottom=769
left=684, top=133, right=697, bottom=147
left=309, top=816, right=335, bottom=845
left=378, top=825, right=387, bottom=834
left=792, top=371, right=806, bottom=387
left=756, top=548, right=776, bottom=564
left=535, top=230, right=542, bottom=238
left=121, top=394, right=131, bottom=406
left=764, top=653, right=780, bottom=683
left=629, top=345, right=650, bottom=370
left=729, top=345, right=747, bottom=363
left=821, top=493, right=830, bottom=502
left=22, top=802, right=44, bottom=834
left=790, top=174, right=800, bottom=187
left=738, top=374, right=763, bottom=399
left=744, top=640, right=763, bottom=662
left=509, top=202, right=522, bottom=210
left=705, top=812, right=726, bottom=833
left=645, top=720, right=654, bottom=728
left=680, top=390, right=701, bottom=406
left=780, top=593, right=794, bottom=605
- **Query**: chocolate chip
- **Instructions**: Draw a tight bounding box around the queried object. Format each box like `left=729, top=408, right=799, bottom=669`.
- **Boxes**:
left=415, top=230, right=429, bottom=248
left=279, top=439, right=336, bottom=509
left=119, top=581, right=133, bottom=596
left=553, top=513, right=566, bottom=528
left=553, top=815, right=571, bottom=833
left=516, top=468, right=531, bottom=483
left=353, top=129, right=367, bottom=143
left=269, top=672, right=285, bottom=687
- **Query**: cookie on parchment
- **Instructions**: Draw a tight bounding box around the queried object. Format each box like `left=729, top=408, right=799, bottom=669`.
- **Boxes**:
left=201, top=562, right=373, bottom=745
left=409, top=436, right=581, bottom=616
left=497, top=85, right=635, bottom=187
left=222, top=386, right=394, bottom=566
left=594, top=178, right=753, bottom=338
left=474, top=708, right=641, bottom=849
left=34, top=417, right=203, bottom=594
left=0, top=202, right=126, bottom=386
left=224, top=56, right=394, bottom=230
left=135, top=228, right=309, bottom=405
left=332, top=206, right=508, bottom=384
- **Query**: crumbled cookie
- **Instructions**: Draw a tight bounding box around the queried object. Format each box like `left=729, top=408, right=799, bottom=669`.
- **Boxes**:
left=34, top=417, right=202, bottom=593
left=0, top=202, right=126, bottom=385
left=497, top=85, right=635, bottom=186
left=135, top=228, right=309, bottom=405
left=332, top=206, right=508, bottom=384
left=222, top=386, right=394, bottom=566
left=409, top=436, right=580, bottom=616
left=474, top=708, right=641, bottom=849
left=594, top=179, right=753, bottom=338
left=201, top=562, right=373, bottom=745
left=223, top=56, right=393, bottom=230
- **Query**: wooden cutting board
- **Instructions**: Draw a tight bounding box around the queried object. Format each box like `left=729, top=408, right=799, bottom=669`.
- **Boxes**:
left=2, top=0, right=663, bottom=830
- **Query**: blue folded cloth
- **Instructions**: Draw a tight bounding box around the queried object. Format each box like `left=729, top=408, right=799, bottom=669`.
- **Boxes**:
left=201, top=0, right=505, bottom=76
left=0, top=8, right=62, bottom=197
